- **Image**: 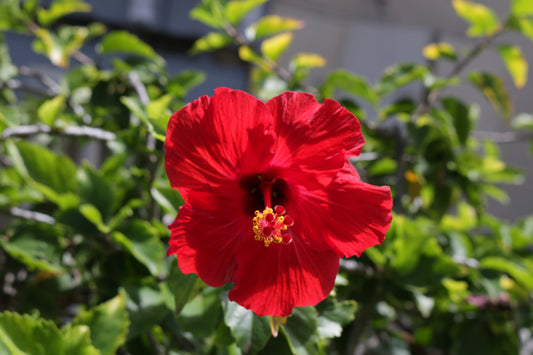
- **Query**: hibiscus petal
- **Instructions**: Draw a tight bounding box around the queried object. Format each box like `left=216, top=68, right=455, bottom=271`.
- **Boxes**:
left=228, top=237, right=339, bottom=317
left=167, top=183, right=251, bottom=287
left=292, top=163, right=393, bottom=258
left=267, top=91, right=365, bottom=167
left=165, top=88, right=275, bottom=191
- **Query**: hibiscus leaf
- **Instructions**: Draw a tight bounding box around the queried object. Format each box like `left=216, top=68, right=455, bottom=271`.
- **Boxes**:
left=248, top=15, right=304, bottom=40
left=112, top=220, right=165, bottom=277
left=36, top=0, right=91, bottom=27
left=122, top=284, right=170, bottom=339
left=222, top=300, right=271, bottom=354
left=167, top=261, right=201, bottom=314
left=423, top=42, right=457, bottom=61
left=225, top=0, right=268, bottom=26
left=190, top=32, right=233, bottom=55
left=452, top=0, right=500, bottom=37
left=37, top=95, right=66, bottom=126
left=375, top=63, right=429, bottom=98
left=441, top=96, right=474, bottom=146
left=497, top=45, right=528, bottom=89
left=281, top=306, right=320, bottom=355
left=98, top=31, right=159, bottom=60
left=0, top=311, right=99, bottom=355
left=321, top=69, right=378, bottom=107
left=316, top=300, right=357, bottom=339
left=480, top=256, right=533, bottom=290
left=6, top=140, right=79, bottom=208
left=261, top=32, right=293, bottom=62
left=468, top=71, right=512, bottom=121
left=0, top=222, right=64, bottom=273
left=511, top=0, right=533, bottom=17
left=72, top=293, right=130, bottom=355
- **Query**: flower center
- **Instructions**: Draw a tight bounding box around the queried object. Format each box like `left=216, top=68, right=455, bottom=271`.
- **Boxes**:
left=252, top=176, right=294, bottom=247
left=253, top=205, right=294, bottom=247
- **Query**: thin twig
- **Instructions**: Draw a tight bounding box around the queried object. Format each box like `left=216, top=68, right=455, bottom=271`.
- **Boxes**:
left=6, top=207, right=56, bottom=225
left=2, top=79, right=56, bottom=97
left=18, top=66, right=61, bottom=94
left=1, top=124, right=116, bottom=141
left=472, top=130, right=533, bottom=143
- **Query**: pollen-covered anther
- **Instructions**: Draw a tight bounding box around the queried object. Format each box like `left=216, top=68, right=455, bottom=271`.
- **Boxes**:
left=252, top=205, right=294, bottom=247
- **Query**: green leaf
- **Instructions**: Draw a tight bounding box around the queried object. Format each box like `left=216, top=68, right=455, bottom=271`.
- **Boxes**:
left=468, top=71, right=512, bottom=121
left=261, top=32, right=293, bottom=61
left=122, top=284, right=169, bottom=339
left=0, top=223, right=64, bottom=273
left=291, top=53, right=326, bottom=69
left=150, top=187, right=183, bottom=214
left=78, top=162, right=117, bottom=221
left=112, top=220, right=165, bottom=276
left=146, top=93, right=173, bottom=141
left=282, top=307, right=320, bottom=355
left=317, top=300, right=357, bottom=339
left=6, top=140, right=78, bottom=205
left=498, top=45, right=528, bottom=89
left=511, top=0, right=533, bottom=17
left=442, top=96, right=473, bottom=146
left=37, top=0, right=91, bottom=27
left=0, top=0, right=30, bottom=32
left=452, top=0, right=500, bottom=37
left=168, top=70, right=206, bottom=99
left=190, top=0, right=225, bottom=29
left=222, top=300, right=271, bottom=354
left=512, top=17, right=533, bottom=41
left=225, top=0, right=268, bottom=25
left=375, top=63, right=428, bottom=98
left=248, top=15, right=304, bottom=40
left=511, top=113, right=533, bottom=129
left=79, top=203, right=109, bottom=233
left=190, top=32, right=233, bottom=55
left=99, top=31, right=158, bottom=60
left=423, top=42, right=457, bottom=61
left=480, top=256, right=533, bottom=289
left=167, top=261, right=201, bottom=314
left=0, top=312, right=99, bottom=355
left=322, top=69, right=378, bottom=106
left=73, top=294, right=130, bottom=355
left=37, top=95, right=66, bottom=126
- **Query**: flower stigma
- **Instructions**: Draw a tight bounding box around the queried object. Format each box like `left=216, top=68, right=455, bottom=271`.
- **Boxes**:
left=253, top=205, right=294, bottom=247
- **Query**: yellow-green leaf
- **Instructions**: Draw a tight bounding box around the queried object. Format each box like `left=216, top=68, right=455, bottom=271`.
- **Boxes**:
left=190, top=32, right=232, bottom=55
left=99, top=31, right=158, bottom=60
left=37, top=0, right=91, bottom=27
left=468, top=71, right=513, bottom=121
left=452, top=0, right=500, bottom=37
left=37, top=95, right=66, bottom=126
left=514, top=18, right=533, bottom=41
left=498, top=45, right=528, bottom=89
left=225, top=0, right=268, bottom=25
left=248, top=15, right=303, bottom=40
left=423, top=42, right=457, bottom=61
left=261, top=32, right=292, bottom=61
left=511, top=0, right=533, bottom=17
left=291, top=53, right=326, bottom=69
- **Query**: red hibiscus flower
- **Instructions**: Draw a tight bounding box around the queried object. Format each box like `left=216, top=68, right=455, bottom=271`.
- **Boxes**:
left=165, top=87, right=392, bottom=317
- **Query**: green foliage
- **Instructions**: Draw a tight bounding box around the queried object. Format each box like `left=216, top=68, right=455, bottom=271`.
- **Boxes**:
left=1, top=0, right=533, bottom=354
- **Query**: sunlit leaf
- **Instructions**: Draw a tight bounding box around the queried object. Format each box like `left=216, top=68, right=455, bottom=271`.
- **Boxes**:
left=423, top=42, right=457, bottom=61
left=498, top=45, right=528, bottom=89
left=37, top=0, right=91, bottom=27
left=222, top=300, right=271, bottom=354
left=480, top=257, right=533, bottom=290
left=261, top=32, right=293, bottom=61
left=291, top=53, right=326, bottom=69
left=73, top=294, right=129, bottom=355
left=112, top=220, right=165, bottom=276
left=317, top=300, right=357, bottom=339
left=248, top=15, right=304, bottom=40
left=511, top=0, right=533, bottom=17
left=225, top=0, right=268, bottom=25
left=99, top=31, right=158, bottom=60
left=468, top=71, right=512, bottom=120
left=322, top=69, right=378, bottom=106
left=190, top=32, right=232, bottom=55
left=0, top=312, right=99, bottom=355
left=190, top=0, right=225, bottom=29
left=37, top=95, right=66, bottom=126
left=452, top=0, right=500, bottom=37
left=375, top=63, right=428, bottom=98
left=511, top=113, right=533, bottom=129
